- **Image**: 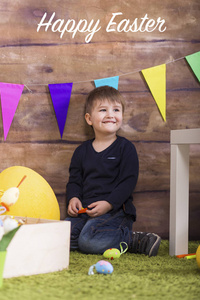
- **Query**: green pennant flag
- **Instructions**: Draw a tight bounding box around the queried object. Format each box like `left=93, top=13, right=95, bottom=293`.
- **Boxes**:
left=185, top=51, right=200, bottom=82
left=0, top=227, right=20, bottom=287
left=0, top=227, right=20, bottom=251
left=0, top=251, right=7, bottom=288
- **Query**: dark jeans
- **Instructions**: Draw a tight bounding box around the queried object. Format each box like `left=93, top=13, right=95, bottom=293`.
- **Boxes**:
left=65, top=209, right=134, bottom=254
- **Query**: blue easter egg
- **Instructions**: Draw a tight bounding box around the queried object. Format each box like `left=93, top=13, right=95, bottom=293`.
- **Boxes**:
left=95, top=260, right=113, bottom=274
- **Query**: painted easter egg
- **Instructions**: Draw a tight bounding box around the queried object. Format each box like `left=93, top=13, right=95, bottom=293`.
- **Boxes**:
left=0, top=166, right=60, bottom=220
left=103, top=248, right=121, bottom=260
left=3, top=217, right=19, bottom=235
left=1, top=187, right=19, bottom=206
left=0, top=219, right=3, bottom=241
left=95, top=260, right=113, bottom=274
left=88, top=260, right=113, bottom=275
left=103, top=242, right=128, bottom=260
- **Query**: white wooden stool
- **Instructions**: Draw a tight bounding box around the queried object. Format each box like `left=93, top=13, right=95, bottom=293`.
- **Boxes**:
left=169, top=128, right=200, bottom=256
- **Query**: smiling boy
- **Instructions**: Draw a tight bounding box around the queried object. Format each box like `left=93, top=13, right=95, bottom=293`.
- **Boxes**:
left=66, top=86, right=161, bottom=256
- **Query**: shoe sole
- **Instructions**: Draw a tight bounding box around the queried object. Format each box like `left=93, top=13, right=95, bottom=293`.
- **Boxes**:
left=148, top=234, right=161, bottom=257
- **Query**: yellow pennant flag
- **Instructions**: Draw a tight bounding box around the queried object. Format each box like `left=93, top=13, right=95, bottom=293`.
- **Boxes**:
left=142, top=64, right=166, bottom=121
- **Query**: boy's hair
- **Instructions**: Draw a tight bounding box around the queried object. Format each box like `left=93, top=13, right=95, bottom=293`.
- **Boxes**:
left=85, top=86, right=125, bottom=114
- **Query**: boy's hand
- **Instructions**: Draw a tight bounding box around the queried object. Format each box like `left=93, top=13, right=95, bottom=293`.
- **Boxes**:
left=67, top=197, right=82, bottom=217
left=86, top=201, right=113, bottom=217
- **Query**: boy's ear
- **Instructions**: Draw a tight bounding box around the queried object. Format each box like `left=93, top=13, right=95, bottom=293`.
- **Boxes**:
left=85, top=113, right=93, bottom=126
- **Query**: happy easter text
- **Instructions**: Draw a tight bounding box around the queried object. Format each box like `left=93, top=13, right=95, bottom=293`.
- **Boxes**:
left=37, top=12, right=167, bottom=43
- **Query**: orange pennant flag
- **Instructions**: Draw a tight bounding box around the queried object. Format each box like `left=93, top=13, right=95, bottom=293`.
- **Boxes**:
left=142, top=64, right=166, bottom=121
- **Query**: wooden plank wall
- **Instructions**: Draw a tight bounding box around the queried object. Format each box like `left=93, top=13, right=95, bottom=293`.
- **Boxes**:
left=0, top=0, right=199, bottom=239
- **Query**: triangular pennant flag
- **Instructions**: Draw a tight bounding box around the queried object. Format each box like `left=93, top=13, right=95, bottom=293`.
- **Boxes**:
left=0, top=83, right=24, bottom=140
left=48, top=83, right=73, bottom=138
left=0, top=251, right=6, bottom=288
left=185, top=51, right=200, bottom=82
left=0, top=227, right=20, bottom=287
left=141, top=64, right=166, bottom=121
left=94, top=76, right=119, bottom=89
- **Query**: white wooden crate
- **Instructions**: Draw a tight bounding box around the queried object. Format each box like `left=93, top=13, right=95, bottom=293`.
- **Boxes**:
left=1, top=217, right=70, bottom=278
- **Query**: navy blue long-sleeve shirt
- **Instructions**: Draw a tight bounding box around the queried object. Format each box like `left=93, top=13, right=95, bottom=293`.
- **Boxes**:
left=66, top=136, right=139, bottom=220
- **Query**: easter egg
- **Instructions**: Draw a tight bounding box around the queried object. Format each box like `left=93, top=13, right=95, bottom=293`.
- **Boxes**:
left=0, top=166, right=60, bottom=220
left=0, top=219, right=3, bottom=241
left=103, top=242, right=128, bottom=260
left=95, top=260, right=113, bottom=274
left=103, top=248, right=121, bottom=260
left=1, top=187, right=19, bottom=206
left=196, top=245, right=200, bottom=269
left=3, top=217, right=18, bottom=234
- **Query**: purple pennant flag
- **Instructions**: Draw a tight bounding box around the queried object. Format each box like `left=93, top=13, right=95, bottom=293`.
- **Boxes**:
left=0, top=82, right=24, bottom=140
left=48, top=83, right=73, bottom=138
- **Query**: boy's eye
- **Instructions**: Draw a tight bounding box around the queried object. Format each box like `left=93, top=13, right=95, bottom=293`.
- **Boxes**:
left=100, top=109, right=106, bottom=112
left=114, top=108, right=120, bottom=112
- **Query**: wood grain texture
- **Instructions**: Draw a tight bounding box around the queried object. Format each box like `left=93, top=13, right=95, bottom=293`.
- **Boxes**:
left=0, top=0, right=199, bottom=239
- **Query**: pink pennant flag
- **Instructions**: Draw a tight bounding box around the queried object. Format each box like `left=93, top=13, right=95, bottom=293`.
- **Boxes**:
left=0, top=83, right=24, bottom=140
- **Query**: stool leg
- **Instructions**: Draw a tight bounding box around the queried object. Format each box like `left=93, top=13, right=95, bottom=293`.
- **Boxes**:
left=170, top=144, right=189, bottom=256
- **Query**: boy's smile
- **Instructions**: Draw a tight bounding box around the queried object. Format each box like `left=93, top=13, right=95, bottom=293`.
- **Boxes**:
left=85, top=99, right=123, bottom=136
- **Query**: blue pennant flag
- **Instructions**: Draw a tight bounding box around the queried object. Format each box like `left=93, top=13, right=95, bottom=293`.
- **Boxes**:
left=94, top=76, right=119, bottom=90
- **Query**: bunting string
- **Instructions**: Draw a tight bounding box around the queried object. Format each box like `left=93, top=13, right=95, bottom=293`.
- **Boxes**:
left=23, top=54, right=187, bottom=87
left=0, top=51, right=200, bottom=140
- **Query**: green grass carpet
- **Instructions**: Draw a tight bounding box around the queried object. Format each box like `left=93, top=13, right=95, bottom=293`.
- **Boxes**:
left=0, top=240, right=199, bottom=300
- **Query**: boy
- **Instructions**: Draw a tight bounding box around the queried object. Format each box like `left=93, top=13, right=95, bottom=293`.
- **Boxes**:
left=66, top=86, right=161, bottom=256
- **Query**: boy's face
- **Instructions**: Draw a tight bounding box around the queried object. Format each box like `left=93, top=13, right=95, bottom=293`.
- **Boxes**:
left=85, top=99, right=123, bottom=136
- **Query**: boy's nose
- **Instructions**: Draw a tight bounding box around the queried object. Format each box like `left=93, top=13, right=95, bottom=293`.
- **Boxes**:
left=106, top=109, right=114, bottom=117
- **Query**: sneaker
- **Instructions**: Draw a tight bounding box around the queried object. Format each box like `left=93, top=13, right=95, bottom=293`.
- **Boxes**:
left=130, top=232, right=161, bottom=257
